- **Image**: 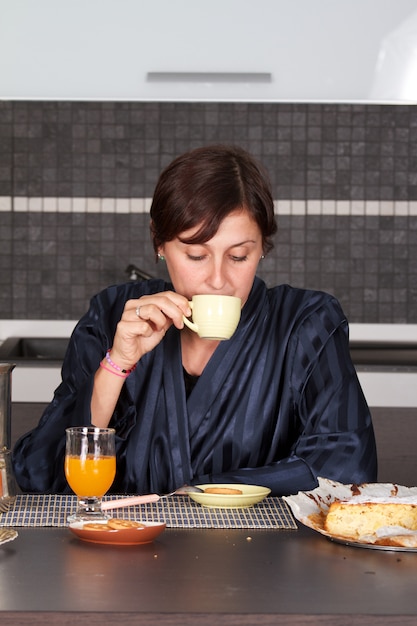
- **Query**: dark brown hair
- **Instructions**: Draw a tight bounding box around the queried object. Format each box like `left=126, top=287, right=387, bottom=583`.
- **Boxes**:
left=150, top=144, right=277, bottom=257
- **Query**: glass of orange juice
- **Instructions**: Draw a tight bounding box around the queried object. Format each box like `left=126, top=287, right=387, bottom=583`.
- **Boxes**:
left=65, top=426, right=116, bottom=523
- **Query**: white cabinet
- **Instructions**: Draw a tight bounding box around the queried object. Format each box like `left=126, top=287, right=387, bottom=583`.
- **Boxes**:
left=1, top=1, right=417, bottom=103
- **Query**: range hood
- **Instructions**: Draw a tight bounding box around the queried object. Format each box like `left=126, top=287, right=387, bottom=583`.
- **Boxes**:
left=1, top=0, right=417, bottom=103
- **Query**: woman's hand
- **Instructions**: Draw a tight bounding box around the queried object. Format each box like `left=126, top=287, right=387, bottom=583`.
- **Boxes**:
left=109, top=291, right=191, bottom=370
left=92, top=291, right=190, bottom=428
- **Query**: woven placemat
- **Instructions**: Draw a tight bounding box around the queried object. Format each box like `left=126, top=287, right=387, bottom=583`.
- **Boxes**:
left=0, top=494, right=297, bottom=530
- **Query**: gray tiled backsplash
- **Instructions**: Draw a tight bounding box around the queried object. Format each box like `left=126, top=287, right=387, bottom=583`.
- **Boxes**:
left=0, top=101, right=416, bottom=323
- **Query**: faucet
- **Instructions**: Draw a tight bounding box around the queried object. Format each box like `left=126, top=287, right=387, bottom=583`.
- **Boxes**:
left=125, top=264, right=153, bottom=281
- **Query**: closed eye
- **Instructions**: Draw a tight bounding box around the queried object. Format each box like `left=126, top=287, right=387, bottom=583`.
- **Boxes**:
left=230, top=255, right=248, bottom=262
left=186, top=253, right=249, bottom=262
left=187, top=254, right=206, bottom=261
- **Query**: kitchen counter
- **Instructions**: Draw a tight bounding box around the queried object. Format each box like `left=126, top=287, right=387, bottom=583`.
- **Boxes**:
left=0, top=320, right=76, bottom=402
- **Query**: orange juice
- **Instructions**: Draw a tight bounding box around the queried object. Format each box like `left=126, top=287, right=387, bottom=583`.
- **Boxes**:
left=65, top=454, right=116, bottom=497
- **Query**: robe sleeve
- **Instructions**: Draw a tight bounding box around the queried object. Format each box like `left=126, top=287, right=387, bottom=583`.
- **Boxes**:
left=11, top=284, right=138, bottom=493
left=11, top=375, right=96, bottom=493
left=197, top=314, right=377, bottom=496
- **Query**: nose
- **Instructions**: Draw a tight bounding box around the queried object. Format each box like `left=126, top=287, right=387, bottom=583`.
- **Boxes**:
left=205, top=258, right=228, bottom=291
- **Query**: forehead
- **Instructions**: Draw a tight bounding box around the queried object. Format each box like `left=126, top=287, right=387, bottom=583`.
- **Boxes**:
left=178, top=209, right=261, bottom=243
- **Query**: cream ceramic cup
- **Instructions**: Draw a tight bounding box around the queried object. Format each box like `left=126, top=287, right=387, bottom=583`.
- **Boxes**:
left=182, top=294, right=241, bottom=340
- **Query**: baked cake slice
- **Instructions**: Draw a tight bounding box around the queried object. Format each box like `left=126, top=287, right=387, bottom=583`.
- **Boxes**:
left=324, top=495, right=417, bottom=539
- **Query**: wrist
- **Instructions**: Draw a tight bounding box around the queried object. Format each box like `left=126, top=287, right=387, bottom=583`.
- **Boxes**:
left=104, top=349, right=137, bottom=377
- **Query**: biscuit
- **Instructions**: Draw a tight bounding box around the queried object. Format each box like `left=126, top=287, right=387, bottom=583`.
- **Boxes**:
left=204, top=487, right=243, bottom=495
left=83, top=523, right=111, bottom=531
left=107, top=518, right=145, bottom=530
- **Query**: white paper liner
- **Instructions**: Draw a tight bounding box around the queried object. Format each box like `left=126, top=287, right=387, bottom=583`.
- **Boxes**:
left=283, top=477, right=417, bottom=548
left=0, top=528, right=18, bottom=545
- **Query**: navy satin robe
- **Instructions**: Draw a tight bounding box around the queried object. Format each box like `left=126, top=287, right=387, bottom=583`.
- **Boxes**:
left=12, top=277, right=377, bottom=496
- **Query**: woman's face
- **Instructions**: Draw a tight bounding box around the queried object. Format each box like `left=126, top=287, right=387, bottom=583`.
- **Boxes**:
left=159, top=209, right=263, bottom=306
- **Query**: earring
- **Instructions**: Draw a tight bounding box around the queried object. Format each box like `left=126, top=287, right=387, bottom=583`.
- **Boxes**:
left=157, top=253, right=165, bottom=261
left=260, top=255, right=265, bottom=260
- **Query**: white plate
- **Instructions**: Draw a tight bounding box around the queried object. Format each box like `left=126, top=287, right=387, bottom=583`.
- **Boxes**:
left=330, top=536, right=417, bottom=552
left=189, top=484, right=271, bottom=508
left=283, top=477, right=417, bottom=551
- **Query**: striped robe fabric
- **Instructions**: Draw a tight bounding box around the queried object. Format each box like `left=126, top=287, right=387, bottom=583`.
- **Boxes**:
left=12, top=277, right=377, bottom=496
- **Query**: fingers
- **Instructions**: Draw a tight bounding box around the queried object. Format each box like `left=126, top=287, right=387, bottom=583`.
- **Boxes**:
left=109, top=292, right=191, bottom=367
left=128, top=292, right=191, bottom=330
left=111, top=316, right=165, bottom=368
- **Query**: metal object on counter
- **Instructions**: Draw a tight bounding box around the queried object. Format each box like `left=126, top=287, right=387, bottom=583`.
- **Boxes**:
left=125, top=264, right=153, bottom=281
left=0, top=363, right=14, bottom=451
left=0, top=363, right=18, bottom=511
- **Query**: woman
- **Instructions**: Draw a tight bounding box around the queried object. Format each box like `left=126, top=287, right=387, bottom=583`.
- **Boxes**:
left=12, top=145, right=377, bottom=495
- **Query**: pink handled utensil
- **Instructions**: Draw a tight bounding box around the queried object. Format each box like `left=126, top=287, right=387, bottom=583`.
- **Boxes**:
left=101, top=485, right=202, bottom=510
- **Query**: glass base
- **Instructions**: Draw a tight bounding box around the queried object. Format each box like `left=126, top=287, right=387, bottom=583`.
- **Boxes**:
left=67, top=496, right=109, bottom=524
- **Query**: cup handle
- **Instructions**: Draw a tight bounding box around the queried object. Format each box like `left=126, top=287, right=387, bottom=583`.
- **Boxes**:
left=182, top=301, right=199, bottom=333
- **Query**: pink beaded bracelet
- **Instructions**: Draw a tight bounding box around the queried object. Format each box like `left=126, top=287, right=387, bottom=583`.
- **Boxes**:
left=99, top=362, right=129, bottom=379
left=105, top=350, right=137, bottom=375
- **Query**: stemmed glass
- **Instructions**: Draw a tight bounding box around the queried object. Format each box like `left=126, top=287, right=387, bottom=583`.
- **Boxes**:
left=65, top=426, right=116, bottom=524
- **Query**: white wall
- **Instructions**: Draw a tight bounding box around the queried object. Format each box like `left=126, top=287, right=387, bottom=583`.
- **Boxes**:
left=1, top=0, right=417, bottom=102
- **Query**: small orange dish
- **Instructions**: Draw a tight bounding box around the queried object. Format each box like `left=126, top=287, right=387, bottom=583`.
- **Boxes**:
left=68, top=520, right=166, bottom=545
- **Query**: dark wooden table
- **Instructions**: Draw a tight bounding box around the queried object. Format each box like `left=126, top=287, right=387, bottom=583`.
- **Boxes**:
left=0, top=524, right=415, bottom=625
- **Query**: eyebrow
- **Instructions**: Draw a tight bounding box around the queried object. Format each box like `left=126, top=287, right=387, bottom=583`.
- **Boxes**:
left=230, top=239, right=257, bottom=247
left=178, top=238, right=258, bottom=247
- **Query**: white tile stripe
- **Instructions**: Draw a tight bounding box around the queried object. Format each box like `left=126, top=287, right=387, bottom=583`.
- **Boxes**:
left=0, top=196, right=416, bottom=216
